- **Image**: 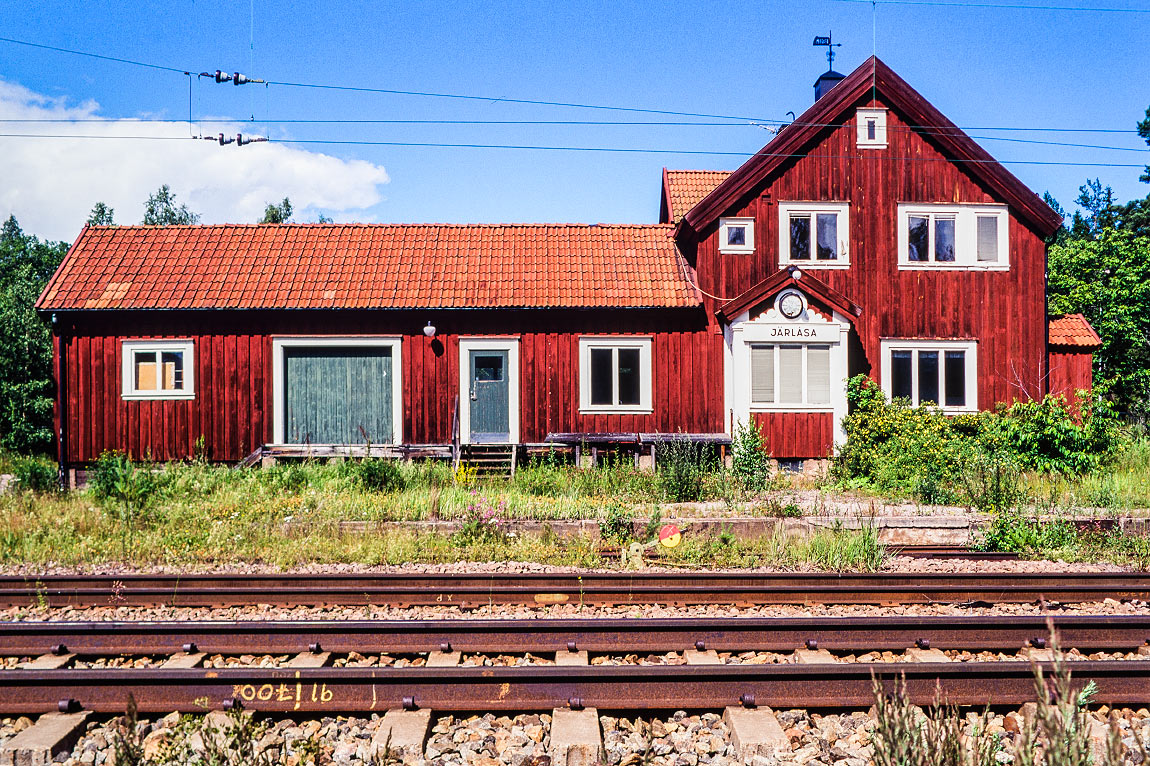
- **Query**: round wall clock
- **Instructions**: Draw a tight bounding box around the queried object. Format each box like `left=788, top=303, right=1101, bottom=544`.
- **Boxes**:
left=779, top=291, right=805, bottom=318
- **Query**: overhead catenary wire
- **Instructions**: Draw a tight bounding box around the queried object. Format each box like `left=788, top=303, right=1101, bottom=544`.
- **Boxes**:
left=829, top=0, right=1150, bottom=12
left=0, top=132, right=1145, bottom=168
left=0, top=118, right=1143, bottom=154
left=0, top=35, right=1143, bottom=138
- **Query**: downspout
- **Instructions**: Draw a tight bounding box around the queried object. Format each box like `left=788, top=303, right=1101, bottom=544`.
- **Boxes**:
left=52, top=313, right=68, bottom=489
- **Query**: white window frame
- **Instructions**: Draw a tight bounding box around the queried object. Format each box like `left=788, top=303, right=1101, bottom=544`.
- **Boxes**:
left=719, top=217, right=755, bottom=254
left=778, top=202, right=851, bottom=268
left=121, top=339, right=195, bottom=400
left=879, top=339, right=978, bottom=413
left=897, top=203, right=1009, bottom=270
left=271, top=336, right=403, bottom=445
left=579, top=336, right=653, bottom=414
left=747, top=343, right=834, bottom=412
left=856, top=108, right=888, bottom=148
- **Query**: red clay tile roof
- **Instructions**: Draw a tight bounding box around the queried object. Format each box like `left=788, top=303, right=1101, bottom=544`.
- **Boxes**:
left=37, top=224, right=701, bottom=311
left=1049, top=314, right=1101, bottom=349
left=662, top=170, right=730, bottom=224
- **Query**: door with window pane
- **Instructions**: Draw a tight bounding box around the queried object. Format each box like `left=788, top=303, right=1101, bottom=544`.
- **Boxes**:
left=469, top=350, right=510, bottom=443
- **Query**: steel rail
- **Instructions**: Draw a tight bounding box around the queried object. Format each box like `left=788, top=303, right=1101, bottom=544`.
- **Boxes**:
left=2, top=571, right=1149, bottom=607
left=9, top=662, right=1150, bottom=714
left=3, top=615, right=1149, bottom=656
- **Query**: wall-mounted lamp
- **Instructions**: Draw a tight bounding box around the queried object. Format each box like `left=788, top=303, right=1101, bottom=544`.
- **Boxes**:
left=791, top=267, right=803, bottom=280
left=423, top=321, right=436, bottom=338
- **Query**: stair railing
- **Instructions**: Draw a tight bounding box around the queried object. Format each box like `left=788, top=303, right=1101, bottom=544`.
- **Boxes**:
left=450, top=394, right=461, bottom=470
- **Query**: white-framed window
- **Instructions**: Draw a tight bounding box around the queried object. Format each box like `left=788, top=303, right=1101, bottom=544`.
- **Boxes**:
left=749, top=343, right=832, bottom=410
left=719, top=217, right=754, bottom=254
left=121, top=340, right=195, bottom=400
left=856, top=108, right=888, bottom=148
left=897, top=204, right=1009, bottom=269
left=579, top=337, right=653, bottom=414
left=880, top=339, right=977, bottom=412
left=778, top=202, right=850, bottom=267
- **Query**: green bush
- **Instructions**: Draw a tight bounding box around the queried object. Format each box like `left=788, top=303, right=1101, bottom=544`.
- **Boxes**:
left=342, top=458, right=406, bottom=493
left=657, top=435, right=711, bottom=503
left=90, top=450, right=157, bottom=509
left=974, top=511, right=1079, bottom=554
left=836, top=375, right=1122, bottom=508
left=12, top=455, right=57, bottom=493
left=730, top=419, right=771, bottom=490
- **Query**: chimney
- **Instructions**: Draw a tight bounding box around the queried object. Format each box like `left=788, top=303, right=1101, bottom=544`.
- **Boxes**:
left=814, top=69, right=845, bottom=101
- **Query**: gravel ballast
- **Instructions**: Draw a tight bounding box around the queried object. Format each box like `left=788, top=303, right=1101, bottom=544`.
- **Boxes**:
left=12, top=704, right=1149, bottom=766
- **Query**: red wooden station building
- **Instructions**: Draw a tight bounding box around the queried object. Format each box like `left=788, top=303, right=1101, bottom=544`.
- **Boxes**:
left=36, top=57, right=1100, bottom=477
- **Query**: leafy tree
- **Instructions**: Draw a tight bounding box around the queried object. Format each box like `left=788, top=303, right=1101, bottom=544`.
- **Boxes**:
left=142, top=185, right=200, bottom=226
left=259, top=197, right=293, bottom=224
left=86, top=202, right=115, bottom=226
left=1047, top=227, right=1150, bottom=416
left=316, top=213, right=333, bottom=224
left=1139, top=104, right=1150, bottom=183
left=0, top=216, right=66, bottom=454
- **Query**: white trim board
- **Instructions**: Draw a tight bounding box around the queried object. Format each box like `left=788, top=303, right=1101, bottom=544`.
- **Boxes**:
left=577, top=336, right=654, bottom=415
left=271, top=336, right=404, bottom=446
left=878, top=338, right=979, bottom=412
left=458, top=337, right=520, bottom=445
left=121, top=339, right=196, bottom=400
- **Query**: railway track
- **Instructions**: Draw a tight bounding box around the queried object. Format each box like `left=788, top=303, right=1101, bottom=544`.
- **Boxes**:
left=3, top=614, right=1149, bottom=655
left=12, top=662, right=1150, bottom=714
left=3, top=570, right=1148, bottom=607
left=3, top=615, right=1150, bottom=713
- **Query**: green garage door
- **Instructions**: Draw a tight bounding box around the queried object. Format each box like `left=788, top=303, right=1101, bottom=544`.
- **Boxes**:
left=283, top=346, right=395, bottom=444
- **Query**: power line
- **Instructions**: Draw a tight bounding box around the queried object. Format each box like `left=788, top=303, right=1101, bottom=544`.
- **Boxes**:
left=0, top=132, right=1145, bottom=168
left=829, top=0, right=1150, bottom=11
left=0, top=35, right=189, bottom=74
left=0, top=35, right=1142, bottom=137
left=0, top=119, right=1142, bottom=154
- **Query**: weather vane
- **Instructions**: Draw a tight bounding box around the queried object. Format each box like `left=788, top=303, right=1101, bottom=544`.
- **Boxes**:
left=812, top=32, right=842, bottom=70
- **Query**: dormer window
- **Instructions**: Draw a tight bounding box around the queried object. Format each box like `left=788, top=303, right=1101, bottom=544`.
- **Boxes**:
left=719, top=218, right=754, bottom=254
left=856, top=108, right=887, bottom=149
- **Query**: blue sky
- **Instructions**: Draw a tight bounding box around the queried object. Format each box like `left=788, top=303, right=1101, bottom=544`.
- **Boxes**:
left=1, top=0, right=1147, bottom=240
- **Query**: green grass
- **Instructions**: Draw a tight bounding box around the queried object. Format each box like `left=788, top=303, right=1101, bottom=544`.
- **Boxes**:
left=974, top=510, right=1150, bottom=569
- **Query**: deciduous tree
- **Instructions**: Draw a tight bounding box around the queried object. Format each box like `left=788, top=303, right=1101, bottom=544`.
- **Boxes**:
left=260, top=198, right=293, bottom=224
left=142, top=185, right=200, bottom=226
left=0, top=216, right=66, bottom=454
left=86, top=202, right=115, bottom=226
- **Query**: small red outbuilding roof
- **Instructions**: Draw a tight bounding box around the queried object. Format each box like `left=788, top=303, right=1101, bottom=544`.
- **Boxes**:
left=1049, top=314, right=1102, bottom=349
left=37, top=223, right=701, bottom=312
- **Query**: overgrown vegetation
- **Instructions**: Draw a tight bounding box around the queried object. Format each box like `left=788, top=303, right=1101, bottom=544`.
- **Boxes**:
left=974, top=512, right=1150, bottom=569
left=834, top=376, right=1120, bottom=509
left=870, top=632, right=1141, bottom=766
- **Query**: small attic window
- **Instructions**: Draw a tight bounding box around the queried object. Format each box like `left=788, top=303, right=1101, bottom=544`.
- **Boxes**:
left=719, top=217, right=754, bottom=254
left=856, top=108, right=887, bottom=149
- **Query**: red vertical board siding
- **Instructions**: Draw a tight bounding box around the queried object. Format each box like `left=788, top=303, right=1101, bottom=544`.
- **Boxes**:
left=751, top=412, right=834, bottom=460
left=58, top=309, right=722, bottom=464
left=693, top=96, right=1049, bottom=415
left=1048, top=350, right=1094, bottom=403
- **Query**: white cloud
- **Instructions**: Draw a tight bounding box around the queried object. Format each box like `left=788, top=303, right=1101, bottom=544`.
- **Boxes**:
left=0, top=79, right=389, bottom=241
